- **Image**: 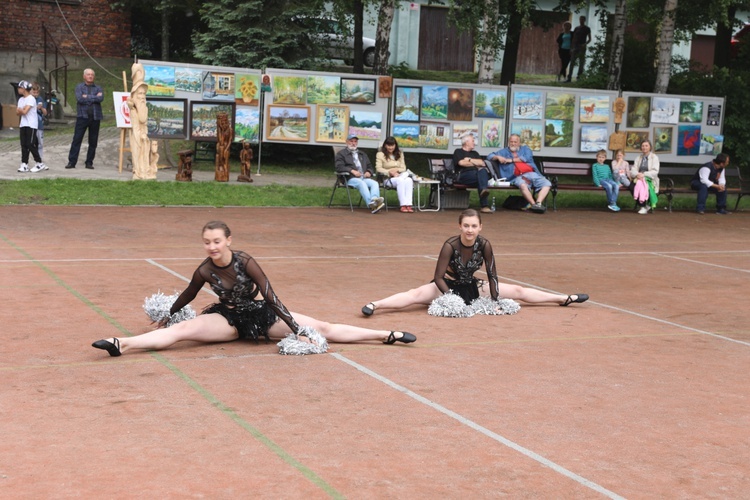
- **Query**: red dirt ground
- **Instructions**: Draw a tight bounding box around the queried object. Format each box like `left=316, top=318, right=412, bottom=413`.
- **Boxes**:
left=1, top=206, right=749, bottom=498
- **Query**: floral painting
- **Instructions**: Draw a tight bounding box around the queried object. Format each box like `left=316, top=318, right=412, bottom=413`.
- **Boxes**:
left=235, top=74, right=260, bottom=106
left=653, top=126, right=673, bottom=153
left=481, top=120, right=503, bottom=148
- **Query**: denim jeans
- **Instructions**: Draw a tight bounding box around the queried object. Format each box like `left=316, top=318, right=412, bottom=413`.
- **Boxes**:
left=691, top=180, right=727, bottom=211
left=600, top=178, right=620, bottom=205
left=68, top=116, right=101, bottom=166
left=347, top=177, right=380, bottom=205
left=457, top=168, right=490, bottom=206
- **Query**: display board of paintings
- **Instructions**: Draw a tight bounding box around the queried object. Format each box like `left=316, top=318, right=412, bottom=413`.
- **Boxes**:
left=622, top=92, right=724, bottom=163
left=262, top=68, right=389, bottom=148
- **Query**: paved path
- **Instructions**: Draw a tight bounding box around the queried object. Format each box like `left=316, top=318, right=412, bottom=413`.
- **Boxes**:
left=0, top=125, right=332, bottom=187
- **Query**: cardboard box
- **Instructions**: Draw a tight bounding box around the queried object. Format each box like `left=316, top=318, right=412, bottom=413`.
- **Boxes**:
left=2, top=104, right=20, bottom=129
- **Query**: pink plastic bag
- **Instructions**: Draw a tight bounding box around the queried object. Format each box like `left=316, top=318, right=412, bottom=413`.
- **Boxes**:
left=633, top=179, right=649, bottom=203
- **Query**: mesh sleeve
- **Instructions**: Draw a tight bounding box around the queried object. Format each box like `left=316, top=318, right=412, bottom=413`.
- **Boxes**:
left=243, top=256, right=301, bottom=334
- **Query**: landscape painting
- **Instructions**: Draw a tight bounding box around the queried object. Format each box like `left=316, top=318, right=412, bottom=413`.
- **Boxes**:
left=653, top=126, right=673, bottom=153
left=235, top=74, right=260, bottom=106
left=452, top=124, right=479, bottom=146
left=234, top=106, right=260, bottom=143
left=580, top=125, right=608, bottom=152
left=348, top=110, right=382, bottom=141
left=512, top=91, right=542, bottom=119
left=394, top=86, right=421, bottom=122
left=510, top=123, right=543, bottom=151
left=679, top=101, right=703, bottom=123
left=272, top=76, right=307, bottom=105
left=146, top=98, right=187, bottom=139
left=419, top=122, right=450, bottom=150
left=307, top=76, right=340, bottom=105
left=700, top=134, right=723, bottom=155
left=677, top=124, right=701, bottom=155
left=175, top=67, right=201, bottom=93
left=266, top=105, right=310, bottom=142
left=316, top=104, right=349, bottom=143
left=651, top=97, right=679, bottom=124
left=144, top=65, right=175, bottom=97
left=579, top=95, right=610, bottom=123
left=448, top=88, right=474, bottom=121
left=392, top=124, right=420, bottom=148
left=474, top=90, right=506, bottom=119
left=545, top=92, right=575, bottom=120
left=481, top=119, right=503, bottom=148
left=544, top=119, right=573, bottom=147
left=189, top=101, right=235, bottom=141
left=627, top=96, right=651, bottom=128
left=340, top=78, right=376, bottom=104
left=421, top=86, right=448, bottom=120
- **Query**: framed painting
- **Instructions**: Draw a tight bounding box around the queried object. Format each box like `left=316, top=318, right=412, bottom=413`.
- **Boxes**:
left=419, top=122, right=450, bottom=150
left=627, top=96, right=651, bottom=128
left=475, top=90, right=506, bottom=119
left=234, top=105, right=260, bottom=143
left=481, top=119, right=503, bottom=148
left=512, top=91, right=542, bottom=120
left=394, top=86, right=421, bottom=122
left=579, top=95, right=610, bottom=123
left=202, top=72, right=235, bottom=101
left=625, top=130, right=650, bottom=152
left=545, top=92, right=575, bottom=120
left=653, top=126, right=673, bottom=153
left=651, top=97, right=679, bottom=124
left=679, top=101, right=703, bottom=123
left=349, top=110, right=382, bottom=141
left=146, top=98, right=187, bottom=139
left=235, top=74, right=260, bottom=106
left=391, top=124, right=420, bottom=148
left=307, top=76, right=341, bottom=105
left=273, top=76, right=307, bottom=105
left=677, top=125, right=701, bottom=155
left=700, top=134, right=723, bottom=155
left=378, top=76, right=393, bottom=98
left=189, top=101, right=235, bottom=142
left=316, top=104, right=349, bottom=143
left=144, top=65, right=175, bottom=97
left=175, top=67, right=202, bottom=93
left=340, top=78, right=376, bottom=104
left=266, top=105, right=310, bottom=142
left=421, top=85, right=448, bottom=120
left=580, top=125, right=608, bottom=152
left=452, top=124, right=479, bottom=146
left=544, top=119, right=573, bottom=148
left=510, top=123, right=543, bottom=151
left=448, top=88, right=474, bottom=121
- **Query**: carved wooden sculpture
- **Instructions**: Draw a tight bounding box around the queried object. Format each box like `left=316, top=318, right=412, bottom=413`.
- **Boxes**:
left=215, top=112, right=233, bottom=182
left=238, top=141, right=253, bottom=183
left=176, top=149, right=193, bottom=182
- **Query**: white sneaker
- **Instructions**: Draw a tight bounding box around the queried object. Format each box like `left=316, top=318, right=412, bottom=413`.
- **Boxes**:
left=30, top=163, right=48, bottom=173
left=371, top=201, right=385, bottom=214
left=638, top=206, right=649, bottom=215
left=18, top=163, right=29, bottom=172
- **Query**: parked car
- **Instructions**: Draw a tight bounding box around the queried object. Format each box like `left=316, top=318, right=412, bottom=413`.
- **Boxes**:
left=731, top=22, right=750, bottom=59
left=297, top=17, right=376, bottom=67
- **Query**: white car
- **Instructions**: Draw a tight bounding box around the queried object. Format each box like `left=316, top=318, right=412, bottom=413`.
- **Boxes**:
left=303, top=18, right=377, bottom=67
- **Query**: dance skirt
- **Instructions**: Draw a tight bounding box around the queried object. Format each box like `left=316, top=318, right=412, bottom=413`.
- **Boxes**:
left=202, top=301, right=278, bottom=341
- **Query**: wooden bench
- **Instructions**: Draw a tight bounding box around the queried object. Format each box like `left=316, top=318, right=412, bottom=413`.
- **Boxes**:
left=539, top=160, right=747, bottom=212
left=427, top=158, right=517, bottom=209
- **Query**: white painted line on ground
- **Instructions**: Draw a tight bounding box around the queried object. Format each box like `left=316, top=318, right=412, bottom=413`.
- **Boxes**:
left=653, top=252, right=750, bottom=273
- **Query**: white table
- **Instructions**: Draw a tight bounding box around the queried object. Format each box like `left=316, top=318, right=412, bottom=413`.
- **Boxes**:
left=415, top=178, right=441, bottom=212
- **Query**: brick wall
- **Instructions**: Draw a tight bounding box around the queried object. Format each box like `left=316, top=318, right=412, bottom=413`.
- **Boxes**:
left=0, top=0, right=131, bottom=58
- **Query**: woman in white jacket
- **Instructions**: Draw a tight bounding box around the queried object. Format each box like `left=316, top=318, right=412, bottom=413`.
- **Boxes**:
left=629, top=140, right=660, bottom=214
left=375, top=136, right=416, bottom=212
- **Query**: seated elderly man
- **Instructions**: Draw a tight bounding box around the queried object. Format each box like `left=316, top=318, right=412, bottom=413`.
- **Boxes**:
left=335, top=134, right=385, bottom=213
left=452, top=134, right=492, bottom=213
left=487, top=134, right=551, bottom=213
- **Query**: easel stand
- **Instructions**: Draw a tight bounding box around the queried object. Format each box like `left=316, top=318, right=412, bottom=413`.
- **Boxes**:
left=118, top=71, right=130, bottom=173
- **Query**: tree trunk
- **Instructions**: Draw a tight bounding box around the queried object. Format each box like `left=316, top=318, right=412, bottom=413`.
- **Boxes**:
left=499, top=9, right=522, bottom=85
left=606, top=0, right=627, bottom=90
left=653, top=0, right=677, bottom=93
left=353, top=0, right=365, bottom=73
left=477, top=0, right=497, bottom=84
left=160, top=0, right=170, bottom=61
left=713, top=4, right=737, bottom=69
left=373, top=0, right=396, bottom=75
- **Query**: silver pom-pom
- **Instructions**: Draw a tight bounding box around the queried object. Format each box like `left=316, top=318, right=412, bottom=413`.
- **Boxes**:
left=143, top=291, right=196, bottom=327
left=428, top=292, right=475, bottom=318
left=470, top=296, right=521, bottom=315
left=277, top=326, right=329, bottom=355
left=428, top=293, right=521, bottom=317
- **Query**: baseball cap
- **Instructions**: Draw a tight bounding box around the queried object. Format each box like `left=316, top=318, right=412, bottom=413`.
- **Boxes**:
left=346, top=134, right=359, bottom=140
left=18, top=80, right=32, bottom=90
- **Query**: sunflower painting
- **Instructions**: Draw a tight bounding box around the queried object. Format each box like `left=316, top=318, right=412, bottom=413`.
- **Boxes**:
left=653, top=126, right=673, bottom=153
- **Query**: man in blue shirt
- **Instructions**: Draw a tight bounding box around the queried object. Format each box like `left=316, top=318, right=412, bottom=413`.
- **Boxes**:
left=66, top=68, right=104, bottom=169
left=487, top=134, right=551, bottom=213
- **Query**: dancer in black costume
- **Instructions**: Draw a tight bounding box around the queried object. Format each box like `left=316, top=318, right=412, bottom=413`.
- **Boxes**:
left=93, top=221, right=415, bottom=356
left=360, top=209, right=588, bottom=316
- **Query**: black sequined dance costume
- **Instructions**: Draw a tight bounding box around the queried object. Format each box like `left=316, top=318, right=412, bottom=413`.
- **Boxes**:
left=169, top=251, right=300, bottom=340
left=433, top=235, right=500, bottom=304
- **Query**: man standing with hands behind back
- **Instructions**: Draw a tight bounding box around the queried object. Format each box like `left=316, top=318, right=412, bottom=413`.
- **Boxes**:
left=66, top=68, right=103, bottom=169
left=567, top=16, right=592, bottom=82
left=691, top=153, right=730, bottom=215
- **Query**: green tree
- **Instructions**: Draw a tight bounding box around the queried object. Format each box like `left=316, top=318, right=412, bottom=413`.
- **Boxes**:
left=192, top=0, right=327, bottom=69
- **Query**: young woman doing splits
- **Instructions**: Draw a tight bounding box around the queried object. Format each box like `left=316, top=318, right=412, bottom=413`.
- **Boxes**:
left=361, top=209, right=588, bottom=316
left=92, top=221, right=415, bottom=356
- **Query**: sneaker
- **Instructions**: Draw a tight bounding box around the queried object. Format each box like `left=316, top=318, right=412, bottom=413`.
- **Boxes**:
left=520, top=203, right=531, bottom=211
left=529, top=203, right=546, bottom=214
left=480, top=206, right=492, bottom=213
left=18, top=163, right=29, bottom=172
left=30, top=163, right=48, bottom=173
left=637, top=207, right=649, bottom=215
left=367, top=199, right=378, bottom=210
left=371, top=201, right=385, bottom=214
left=716, top=209, right=731, bottom=215
left=607, top=204, right=620, bottom=212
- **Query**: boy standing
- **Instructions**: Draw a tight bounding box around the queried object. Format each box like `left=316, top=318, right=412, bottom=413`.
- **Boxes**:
left=592, top=149, right=620, bottom=211
left=31, top=82, right=47, bottom=161
left=15, top=80, right=47, bottom=173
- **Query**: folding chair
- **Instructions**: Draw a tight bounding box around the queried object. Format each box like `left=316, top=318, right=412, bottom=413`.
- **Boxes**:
left=327, top=172, right=363, bottom=211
